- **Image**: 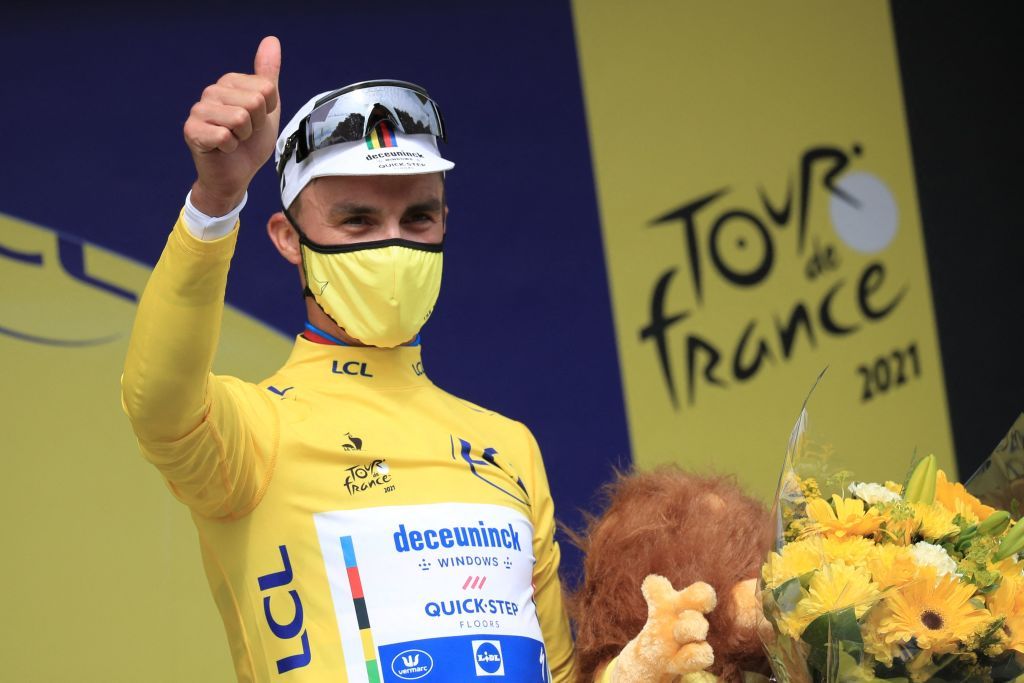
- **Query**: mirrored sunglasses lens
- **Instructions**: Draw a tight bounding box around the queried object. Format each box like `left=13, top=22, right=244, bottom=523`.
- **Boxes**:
left=305, top=87, right=442, bottom=153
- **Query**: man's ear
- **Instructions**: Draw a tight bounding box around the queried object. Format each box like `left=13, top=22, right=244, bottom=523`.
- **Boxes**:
left=267, top=211, right=302, bottom=265
left=440, top=178, right=448, bottom=235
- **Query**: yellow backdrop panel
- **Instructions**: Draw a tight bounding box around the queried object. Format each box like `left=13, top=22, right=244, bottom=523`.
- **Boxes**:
left=572, top=0, right=955, bottom=498
left=1, top=213, right=291, bottom=680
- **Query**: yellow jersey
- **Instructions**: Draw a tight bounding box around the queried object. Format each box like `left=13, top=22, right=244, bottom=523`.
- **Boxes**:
left=121, top=215, right=575, bottom=682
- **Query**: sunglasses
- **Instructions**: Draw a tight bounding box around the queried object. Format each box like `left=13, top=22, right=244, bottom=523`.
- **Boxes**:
left=276, top=80, right=447, bottom=176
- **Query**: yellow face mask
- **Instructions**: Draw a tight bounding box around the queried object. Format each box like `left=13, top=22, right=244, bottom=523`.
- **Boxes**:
left=300, top=238, right=443, bottom=348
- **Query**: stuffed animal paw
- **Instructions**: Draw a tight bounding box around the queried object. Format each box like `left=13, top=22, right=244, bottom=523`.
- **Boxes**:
left=604, top=574, right=717, bottom=683
left=571, top=469, right=774, bottom=682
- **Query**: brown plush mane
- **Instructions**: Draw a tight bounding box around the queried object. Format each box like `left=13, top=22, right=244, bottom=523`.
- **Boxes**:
left=567, top=466, right=773, bottom=682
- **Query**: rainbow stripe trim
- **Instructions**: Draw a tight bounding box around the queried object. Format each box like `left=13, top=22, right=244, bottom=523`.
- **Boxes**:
left=365, top=121, right=398, bottom=150
left=341, top=536, right=382, bottom=683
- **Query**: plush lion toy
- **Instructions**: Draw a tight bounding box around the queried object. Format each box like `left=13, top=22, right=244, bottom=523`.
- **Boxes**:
left=568, top=467, right=774, bottom=682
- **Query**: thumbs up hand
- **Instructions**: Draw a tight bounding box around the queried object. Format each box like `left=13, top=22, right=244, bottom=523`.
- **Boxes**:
left=184, top=36, right=282, bottom=216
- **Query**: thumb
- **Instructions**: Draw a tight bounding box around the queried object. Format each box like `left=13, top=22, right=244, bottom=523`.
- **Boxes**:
left=640, top=574, right=674, bottom=617
left=254, top=35, right=281, bottom=85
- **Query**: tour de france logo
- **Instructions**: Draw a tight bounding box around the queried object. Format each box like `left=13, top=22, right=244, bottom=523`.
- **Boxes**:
left=342, top=444, right=396, bottom=497
left=640, top=143, right=909, bottom=410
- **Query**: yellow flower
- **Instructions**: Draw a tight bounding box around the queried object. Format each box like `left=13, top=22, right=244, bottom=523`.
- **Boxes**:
left=884, top=481, right=903, bottom=495
left=912, top=502, right=960, bottom=541
left=878, top=567, right=994, bottom=654
left=799, top=476, right=822, bottom=501
left=821, top=536, right=874, bottom=566
left=862, top=605, right=900, bottom=667
left=775, top=586, right=812, bottom=640
left=881, top=512, right=921, bottom=546
left=992, top=556, right=1024, bottom=587
left=934, top=469, right=995, bottom=523
left=986, top=570, right=1024, bottom=652
left=805, top=495, right=882, bottom=540
left=793, top=562, right=882, bottom=628
left=867, top=544, right=919, bottom=590
left=905, top=649, right=950, bottom=683
left=763, top=537, right=825, bottom=589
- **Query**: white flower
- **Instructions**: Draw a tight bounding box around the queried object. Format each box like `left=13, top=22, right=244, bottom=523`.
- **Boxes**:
left=848, top=481, right=900, bottom=505
left=910, top=541, right=958, bottom=577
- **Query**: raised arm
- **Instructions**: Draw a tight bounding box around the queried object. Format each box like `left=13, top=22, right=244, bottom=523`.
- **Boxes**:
left=121, top=37, right=282, bottom=519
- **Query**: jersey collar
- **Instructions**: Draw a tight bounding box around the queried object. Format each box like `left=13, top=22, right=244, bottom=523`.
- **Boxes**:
left=301, top=321, right=421, bottom=348
left=284, top=333, right=430, bottom=389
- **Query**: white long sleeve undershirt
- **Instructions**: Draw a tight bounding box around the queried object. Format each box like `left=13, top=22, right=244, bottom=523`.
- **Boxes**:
left=182, top=190, right=247, bottom=240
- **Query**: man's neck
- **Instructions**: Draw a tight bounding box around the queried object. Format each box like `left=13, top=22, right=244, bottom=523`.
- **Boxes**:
left=305, top=300, right=367, bottom=346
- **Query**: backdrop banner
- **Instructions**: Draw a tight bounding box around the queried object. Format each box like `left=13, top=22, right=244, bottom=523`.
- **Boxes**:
left=0, top=212, right=289, bottom=679
left=572, top=0, right=955, bottom=498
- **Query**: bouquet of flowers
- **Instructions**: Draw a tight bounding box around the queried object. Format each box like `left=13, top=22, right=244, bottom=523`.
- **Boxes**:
left=760, top=401, right=1024, bottom=682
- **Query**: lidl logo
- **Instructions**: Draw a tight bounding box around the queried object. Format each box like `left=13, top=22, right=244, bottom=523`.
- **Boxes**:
left=391, top=648, right=433, bottom=680
left=472, top=640, right=504, bottom=676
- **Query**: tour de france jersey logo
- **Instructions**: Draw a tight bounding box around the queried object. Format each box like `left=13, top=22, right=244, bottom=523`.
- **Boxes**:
left=313, top=502, right=551, bottom=682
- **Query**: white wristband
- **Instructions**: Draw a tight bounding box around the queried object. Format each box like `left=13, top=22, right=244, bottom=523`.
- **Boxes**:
left=182, top=190, right=247, bottom=240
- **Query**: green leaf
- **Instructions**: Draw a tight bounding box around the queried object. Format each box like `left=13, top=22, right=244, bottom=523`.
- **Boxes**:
left=802, top=607, right=863, bottom=649
left=772, top=576, right=805, bottom=613
left=797, top=569, right=817, bottom=590
left=986, top=649, right=1024, bottom=680
left=801, top=607, right=864, bottom=675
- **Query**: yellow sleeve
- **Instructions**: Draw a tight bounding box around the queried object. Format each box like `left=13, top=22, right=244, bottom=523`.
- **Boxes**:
left=121, top=213, right=277, bottom=519
left=596, top=658, right=617, bottom=683
left=522, top=425, right=576, bottom=683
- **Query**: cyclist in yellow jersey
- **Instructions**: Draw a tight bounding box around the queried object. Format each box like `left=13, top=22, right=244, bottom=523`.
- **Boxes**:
left=121, top=36, right=575, bottom=682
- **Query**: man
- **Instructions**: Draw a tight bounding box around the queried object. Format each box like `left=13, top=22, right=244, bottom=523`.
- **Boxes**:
left=122, top=36, right=575, bottom=682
